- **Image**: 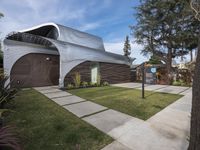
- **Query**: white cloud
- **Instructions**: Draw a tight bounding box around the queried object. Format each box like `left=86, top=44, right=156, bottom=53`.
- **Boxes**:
left=78, top=22, right=101, bottom=31
left=0, top=0, right=117, bottom=37
left=0, top=0, right=87, bottom=37
left=104, top=42, right=148, bottom=64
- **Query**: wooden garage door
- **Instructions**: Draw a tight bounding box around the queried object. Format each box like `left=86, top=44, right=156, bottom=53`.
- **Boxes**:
left=11, top=53, right=59, bottom=88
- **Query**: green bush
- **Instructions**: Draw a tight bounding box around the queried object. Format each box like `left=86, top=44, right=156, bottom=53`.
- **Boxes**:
left=172, top=80, right=189, bottom=86
left=102, top=81, right=109, bottom=86
left=67, top=84, right=74, bottom=89
left=172, top=81, right=181, bottom=86
left=81, top=81, right=88, bottom=88
left=89, top=82, right=95, bottom=87
left=179, top=80, right=186, bottom=86
left=73, top=72, right=81, bottom=88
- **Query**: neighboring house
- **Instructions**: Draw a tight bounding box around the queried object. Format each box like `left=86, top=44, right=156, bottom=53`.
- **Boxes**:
left=3, top=23, right=134, bottom=88
left=132, top=63, right=168, bottom=84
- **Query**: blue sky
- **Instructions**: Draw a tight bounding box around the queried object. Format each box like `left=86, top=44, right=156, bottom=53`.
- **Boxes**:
left=0, top=0, right=148, bottom=63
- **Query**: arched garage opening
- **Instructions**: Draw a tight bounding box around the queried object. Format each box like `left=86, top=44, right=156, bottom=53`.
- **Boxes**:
left=10, top=53, right=59, bottom=88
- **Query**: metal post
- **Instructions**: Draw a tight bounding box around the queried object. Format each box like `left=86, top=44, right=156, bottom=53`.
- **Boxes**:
left=142, top=63, right=145, bottom=98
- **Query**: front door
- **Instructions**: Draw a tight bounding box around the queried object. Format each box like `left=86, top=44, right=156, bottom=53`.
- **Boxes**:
left=91, top=66, right=98, bottom=83
left=91, top=63, right=99, bottom=83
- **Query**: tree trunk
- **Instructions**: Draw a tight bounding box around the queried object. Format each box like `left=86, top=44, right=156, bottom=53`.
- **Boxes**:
left=188, top=36, right=200, bottom=150
left=166, top=48, right=172, bottom=85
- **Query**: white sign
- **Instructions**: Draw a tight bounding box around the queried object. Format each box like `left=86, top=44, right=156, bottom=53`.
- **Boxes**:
left=151, top=68, right=156, bottom=73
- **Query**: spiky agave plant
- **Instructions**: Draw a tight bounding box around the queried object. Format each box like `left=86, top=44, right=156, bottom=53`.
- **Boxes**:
left=0, top=75, right=18, bottom=108
left=0, top=126, right=21, bottom=150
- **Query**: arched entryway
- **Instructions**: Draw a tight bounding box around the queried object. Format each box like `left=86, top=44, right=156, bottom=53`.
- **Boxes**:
left=10, top=53, right=59, bottom=88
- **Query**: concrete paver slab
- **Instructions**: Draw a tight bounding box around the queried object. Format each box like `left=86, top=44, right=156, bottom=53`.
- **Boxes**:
left=39, top=88, right=61, bottom=94
left=49, top=85, right=59, bottom=88
left=63, top=101, right=107, bottom=117
left=147, top=108, right=190, bottom=139
left=52, top=95, right=85, bottom=106
left=136, top=84, right=168, bottom=91
left=112, top=83, right=142, bottom=89
left=170, top=103, right=191, bottom=113
left=116, top=121, right=189, bottom=150
left=180, top=88, right=192, bottom=95
left=113, top=83, right=190, bottom=95
left=34, top=86, right=56, bottom=91
left=44, top=91, right=71, bottom=99
left=155, top=86, right=189, bottom=94
left=101, top=141, right=132, bottom=150
left=108, top=118, right=145, bottom=139
left=83, top=109, right=132, bottom=133
left=116, top=122, right=160, bottom=150
left=174, top=93, right=192, bottom=105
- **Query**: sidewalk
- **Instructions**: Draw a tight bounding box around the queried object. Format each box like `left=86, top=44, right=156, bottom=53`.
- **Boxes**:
left=34, top=84, right=191, bottom=150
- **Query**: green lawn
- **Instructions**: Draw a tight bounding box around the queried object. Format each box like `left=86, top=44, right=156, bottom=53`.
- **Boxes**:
left=68, top=86, right=182, bottom=120
left=5, top=89, right=113, bottom=150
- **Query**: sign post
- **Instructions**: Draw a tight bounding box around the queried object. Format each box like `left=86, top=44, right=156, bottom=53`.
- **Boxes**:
left=142, top=63, right=145, bottom=99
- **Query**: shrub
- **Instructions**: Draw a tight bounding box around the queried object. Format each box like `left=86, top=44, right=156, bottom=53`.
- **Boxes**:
left=172, top=80, right=181, bottom=86
left=102, top=81, right=109, bottom=86
left=172, top=80, right=188, bottom=86
left=0, top=76, right=18, bottom=108
left=89, top=82, right=95, bottom=87
left=81, top=81, right=88, bottom=88
left=179, top=79, right=186, bottom=86
left=67, top=84, right=74, bottom=89
left=0, top=109, right=14, bottom=127
left=73, top=72, right=81, bottom=88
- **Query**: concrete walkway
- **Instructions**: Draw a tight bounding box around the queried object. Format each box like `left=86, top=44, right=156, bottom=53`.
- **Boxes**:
left=113, top=83, right=191, bottom=94
left=34, top=83, right=191, bottom=150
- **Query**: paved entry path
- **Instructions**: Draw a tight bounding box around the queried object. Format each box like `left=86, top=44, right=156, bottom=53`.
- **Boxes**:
left=34, top=83, right=191, bottom=150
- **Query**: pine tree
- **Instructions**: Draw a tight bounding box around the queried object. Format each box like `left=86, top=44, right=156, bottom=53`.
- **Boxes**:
left=123, top=35, right=131, bottom=57
left=148, top=55, right=162, bottom=64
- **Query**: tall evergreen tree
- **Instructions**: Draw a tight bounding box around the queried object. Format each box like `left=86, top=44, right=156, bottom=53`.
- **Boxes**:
left=131, top=0, right=199, bottom=84
left=123, top=35, right=131, bottom=57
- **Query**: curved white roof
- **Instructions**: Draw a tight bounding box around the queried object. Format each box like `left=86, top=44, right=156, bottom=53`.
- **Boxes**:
left=20, top=22, right=105, bottom=50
